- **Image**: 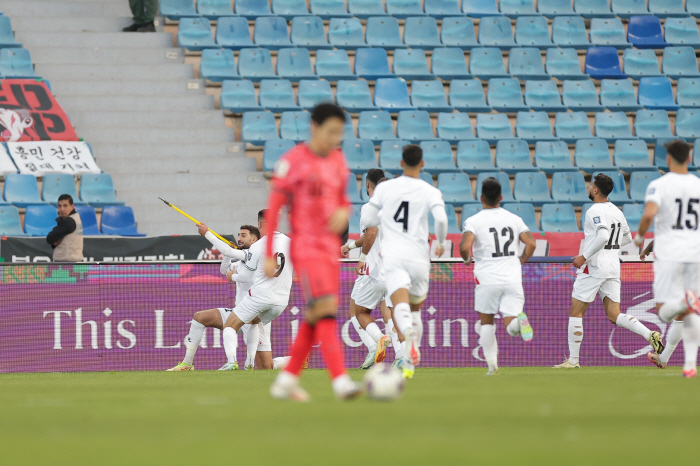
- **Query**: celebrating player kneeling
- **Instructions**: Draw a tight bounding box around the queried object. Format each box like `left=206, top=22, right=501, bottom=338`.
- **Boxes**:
left=460, top=177, right=536, bottom=375
left=555, top=173, right=663, bottom=369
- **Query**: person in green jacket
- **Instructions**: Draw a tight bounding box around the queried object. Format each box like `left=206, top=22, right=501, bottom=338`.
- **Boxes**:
left=123, top=0, right=158, bottom=32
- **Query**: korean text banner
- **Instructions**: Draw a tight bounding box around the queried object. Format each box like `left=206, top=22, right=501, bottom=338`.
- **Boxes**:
left=6, top=141, right=100, bottom=176
left=0, top=262, right=679, bottom=373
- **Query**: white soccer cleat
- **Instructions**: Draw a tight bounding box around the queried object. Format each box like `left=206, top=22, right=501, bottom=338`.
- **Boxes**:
left=686, top=289, right=700, bottom=316
left=218, top=362, right=238, bottom=371
left=360, top=351, right=376, bottom=369
left=270, top=375, right=311, bottom=403
left=647, top=352, right=667, bottom=369
left=553, top=358, right=580, bottom=369
left=334, top=379, right=362, bottom=401
left=403, top=328, right=421, bottom=367
left=485, top=369, right=500, bottom=376
left=517, top=312, right=533, bottom=342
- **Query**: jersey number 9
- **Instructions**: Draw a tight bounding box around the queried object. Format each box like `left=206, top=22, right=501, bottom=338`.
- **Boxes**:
left=273, top=252, right=286, bottom=277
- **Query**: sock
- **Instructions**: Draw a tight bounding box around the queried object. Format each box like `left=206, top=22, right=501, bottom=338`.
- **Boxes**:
left=386, top=319, right=404, bottom=360
left=183, top=320, right=205, bottom=365
left=285, top=321, right=315, bottom=376
left=273, top=356, right=291, bottom=370
left=393, top=302, right=413, bottom=336
left=351, top=316, right=377, bottom=352
left=682, top=313, right=700, bottom=371
left=660, top=320, right=684, bottom=364
left=365, top=321, right=384, bottom=343
left=568, top=317, right=583, bottom=365
left=411, top=310, right=423, bottom=343
left=222, top=327, right=237, bottom=364
left=615, top=313, right=652, bottom=341
left=245, top=324, right=260, bottom=368
left=506, top=318, right=521, bottom=337
left=659, top=298, right=688, bottom=323
left=331, top=373, right=353, bottom=394
left=479, top=324, right=498, bottom=372
left=315, top=318, right=346, bottom=379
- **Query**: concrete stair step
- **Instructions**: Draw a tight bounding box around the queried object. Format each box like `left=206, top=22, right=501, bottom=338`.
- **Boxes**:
left=68, top=111, right=224, bottom=129
left=112, top=173, right=259, bottom=189
left=2, top=1, right=132, bottom=17
left=88, top=143, right=244, bottom=159
left=35, top=64, right=193, bottom=81
left=77, top=127, right=235, bottom=144
left=58, top=95, right=213, bottom=112
left=9, top=16, right=134, bottom=33
left=29, top=47, right=185, bottom=65
left=16, top=32, right=173, bottom=48
left=51, top=79, right=204, bottom=96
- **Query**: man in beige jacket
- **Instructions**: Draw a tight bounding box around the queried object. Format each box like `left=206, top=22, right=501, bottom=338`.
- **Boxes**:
left=46, top=194, right=83, bottom=262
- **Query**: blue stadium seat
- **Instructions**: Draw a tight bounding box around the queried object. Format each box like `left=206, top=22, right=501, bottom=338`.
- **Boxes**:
left=273, top=0, right=310, bottom=18
left=291, top=16, right=329, bottom=48
left=622, top=203, right=645, bottom=231
left=429, top=204, right=461, bottom=233
left=259, top=79, right=299, bottom=111
left=539, top=0, right=577, bottom=16
left=462, top=0, right=502, bottom=16
left=501, top=203, right=540, bottom=232
left=676, top=78, right=700, bottom=107
left=676, top=109, right=700, bottom=139
left=425, top=0, right=462, bottom=17
left=354, top=48, right=393, bottom=80
left=343, top=139, right=377, bottom=174
left=627, top=16, right=667, bottom=49
left=200, top=49, right=238, bottom=82
left=379, top=140, right=408, bottom=170
left=496, top=139, right=537, bottom=174
left=347, top=172, right=363, bottom=204
left=177, top=18, right=216, bottom=51
left=580, top=202, right=594, bottom=225
left=359, top=111, right=396, bottom=143
left=515, top=17, right=554, bottom=48
left=436, top=113, right=475, bottom=140
left=404, top=17, right=441, bottom=48
left=469, top=48, right=509, bottom=79
left=575, top=138, right=615, bottom=172
left=328, top=18, right=366, bottom=48
left=23, top=205, right=57, bottom=236
left=525, top=80, right=565, bottom=111
left=397, top=110, right=436, bottom=141
left=612, top=0, right=649, bottom=17
left=476, top=172, right=515, bottom=202
left=476, top=114, right=515, bottom=143
left=653, top=137, right=687, bottom=169
left=440, top=17, right=479, bottom=49
left=555, top=111, right=594, bottom=143
left=541, top=203, right=579, bottom=232
left=662, top=47, right=700, bottom=79
left=241, top=111, right=278, bottom=144
left=297, top=79, right=333, bottom=109
left=595, top=170, right=631, bottom=202
left=348, top=203, right=363, bottom=232
left=236, top=0, right=273, bottom=16
left=457, top=140, right=496, bottom=172
left=535, top=141, right=576, bottom=173
left=509, top=48, right=548, bottom=80
left=629, top=171, right=662, bottom=202
left=79, top=174, right=125, bottom=207
left=635, top=109, right=673, bottom=142
left=3, top=174, right=47, bottom=207
left=600, top=78, right=641, bottom=111
left=276, top=47, right=315, bottom=81
left=432, top=48, right=470, bottom=79
left=514, top=172, right=552, bottom=205
left=420, top=171, right=435, bottom=185
left=562, top=80, right=603, bottom=111
left=551, top=16, right=590, bottom=49
left=315, top=49, right=356, bottom=80
left=595, top=112, right=635, bottom=142
left=664, top=18, right=700, bottom=48
left=516, top=111, right=557, bottom=143
left=73, top=205, right=101, bottom=236
left=449, top=79, right=492, bottom=112
left=0, top=206, right=26, bottom=236
left=263, top=139, right=296, bottom=171
left=585, top=47, right=625, bottom=79
left=160, top=0, right=199, bottom=20
left=614, top=139, right=656, bottom=171
left=0, top=49, right=36, bottom=78
left=487, top=78, right=529, bottom=112
left=638, top=77, right=679, bottom=110
left=366, top=16, right=405, bottom=49
left=197, top=0, right=235, bottom=18
left=546, top=48, right=588, bottom=80
left=348, top=0, right=386, bottom=17
left=552, top=172, right=589, bottom=205
left=42, top=174, right=84, bottom=205
left=238, top=48, right=276, bottom=81
left=420, top=141, right=458, bottom=173
left=589, top=18, right=631, bottom=48
left=478, top=17, right=517, bottom=49
left=336, top=80, right=375, bottom=111
left=393, top=49, right=435, bottom=80
left=374, top=78, right=413, bottom=111
left=221, top=80, right=260, bottom=112
left=500, top=0, right=538, bottom=16
left=462, top=203, right=483, bottom=222
left=686, top=0, right=700, bottom=14
left=649, top=0, right=687, bottom=16
left=574, top=0, right=615, bottom=17
left=411, top=80, right=452, bottom=112
left=215, top=17, right=253, bottom=50
left=623, top=49, right=663, bottom=78
left=101, top=206, right=145, bottom=237
left=280, top=111, right=310, bottom=141
left=254, top=17, right=291, bottom=49
left=310, top=0, right=350, bottom=17
left=438, top=173, right=476, bottom=205
left=386, top=0, right=424, bottom=17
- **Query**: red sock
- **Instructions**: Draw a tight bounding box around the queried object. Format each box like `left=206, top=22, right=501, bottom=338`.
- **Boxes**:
left=285, top=321, right=314, bottom=376
left=315, top=318, right=346, bottom=379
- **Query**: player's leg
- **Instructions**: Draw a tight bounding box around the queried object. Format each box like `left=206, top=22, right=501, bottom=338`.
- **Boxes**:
left=355, top=278, right=392, bottom=365
left=381, top=299, right=404, bottom=366
left=244, top=321, right=260, bottom=370
left=475, top=284, right=500, bottom=375
left=554, top=275, right=595, bottom=368
left=166, top=308, right=223, bottom=371
left=680, top=263, right=700, bottom=377
left=349, top=283, right=378, bottom=357
left=501, top=284, right=531, bottom=342
left=649, top=320, right=683, bottom=369
left=221, top=300, right=255, bottom=370
left=255, top=322, right=274, bottom=370
left=655, top=260, right=691, bottom=322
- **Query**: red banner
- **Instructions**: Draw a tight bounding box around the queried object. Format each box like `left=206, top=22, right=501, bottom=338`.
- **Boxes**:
left=0, top=79, right=78, bottom=142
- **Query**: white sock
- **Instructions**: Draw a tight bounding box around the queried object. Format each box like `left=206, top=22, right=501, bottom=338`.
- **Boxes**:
left=568, top=317, right=583, bottom=365
left=183, top=320, right=205, bottom=365
left=273, top=356, right=291, bottom=370
left=245, top=324, right=260, bottom=368
left=682, top=313, right=700, bottom=371
left=411, top=310, right=423, bottom=343
left=660, top=320, right=684, bottom=364
left=365, top=321, right=384, bottom=343
left=393, top=302, right=413, bottom=336
left=506, top=318, right=520, bottom=337
left=386, top=319, right=404, bottom=360
left=615, top=313, right=652, bottom=341
left=479, top=324, right=498, bottom=371
left=351, top=316, right=377, bottom=352
left=659, top=298, right=688, bottom=323
left=222, top=327, right=237, bottom=364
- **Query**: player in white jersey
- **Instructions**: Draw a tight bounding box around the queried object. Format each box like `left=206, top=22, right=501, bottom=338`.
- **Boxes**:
left=554, top=173, right=664, bottom=369
left=635, top=140, right=700, bottom=377
left=460, top=177, right=536, bottom=375
left=363, top=144, right=448, bottom=379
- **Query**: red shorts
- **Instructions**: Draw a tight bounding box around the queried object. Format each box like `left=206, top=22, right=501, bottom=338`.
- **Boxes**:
left=294, top=254, right=339, bottom=304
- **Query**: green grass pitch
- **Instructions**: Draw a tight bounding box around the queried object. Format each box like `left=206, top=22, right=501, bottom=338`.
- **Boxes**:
left=1, top=367, right=698, bottom=465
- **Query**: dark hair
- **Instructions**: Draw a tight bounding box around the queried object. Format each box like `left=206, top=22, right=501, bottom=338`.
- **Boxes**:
left=592, top=173, right=614, bottom=197
left=240, top=224, right=261, bottom=240
left=58, top=194, right=74, bottom=205
left=402, top=144, right=423, bottom=167
left=665, top=140, right=691, bottom=165
left=311, top=103, right=346, bottom=125
left=377, top=177, right=389, bottom=185
left=258, top=209, right=267, bottom=223
left=366, top=168, right=385, bottom=187
left=481, top=177, right=502, bottom=206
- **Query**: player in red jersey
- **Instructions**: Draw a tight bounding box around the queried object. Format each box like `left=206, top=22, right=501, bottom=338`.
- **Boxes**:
left=264, top=103, right=360, bottom=402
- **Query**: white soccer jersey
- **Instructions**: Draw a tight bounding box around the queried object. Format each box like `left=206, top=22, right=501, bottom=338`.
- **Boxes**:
left=225, top=260, right=252, bottom=306
left=241, top=232, right=294, bottom=306
left=463, top=207, right=529, bottom=285
left=581, top=202, right=631, bottom=279
left=645, top=172, right=700, bottom=263
left=369, top=175, right=446, bottom=263
left=359, top=202, right=384, bottom=281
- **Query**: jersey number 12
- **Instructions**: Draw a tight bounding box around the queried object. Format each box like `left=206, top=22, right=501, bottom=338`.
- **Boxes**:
left=489, top=227, right=515, bottom=257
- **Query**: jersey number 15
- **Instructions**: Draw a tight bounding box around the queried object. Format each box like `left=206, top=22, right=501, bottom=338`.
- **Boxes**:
left=673, top=198, right=700, bottom=231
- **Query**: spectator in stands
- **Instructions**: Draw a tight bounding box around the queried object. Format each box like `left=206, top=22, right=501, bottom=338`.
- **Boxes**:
left=122, top=0, right=158, bottom=32
left=46, top=194, right=84, bottom=262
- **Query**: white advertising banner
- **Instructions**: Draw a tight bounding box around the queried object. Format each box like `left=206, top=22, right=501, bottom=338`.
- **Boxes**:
left=6, top=141, right=101, bottom=177
left=0, top=144, right=18, bottom=176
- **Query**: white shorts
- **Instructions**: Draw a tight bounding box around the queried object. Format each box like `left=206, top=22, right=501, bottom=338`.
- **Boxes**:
left=474, top=283, right=524, bottom=317
left=571, top=274, right=621, bottom=304
left=218, top=295, right=286, bottom=325
left=384, top=257, right=430, bottom=302
left=351, top=274, right=387, bottom=310
left=653, top=260, right=700, bottom=304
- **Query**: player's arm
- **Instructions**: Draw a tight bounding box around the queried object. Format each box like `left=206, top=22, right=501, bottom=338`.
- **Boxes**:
left=519, top=231, right=536, bottom=265
left=264, top=160, right=292, bottom=276
left=198, top=224, right=247, bottom=261
left=619, top=221, right=632, bottom=246
left=459, top=231, right=475, bottom=264
left=431, top=203, right=448, bottom=257
left=228, top=263, right=255, bottom=283
left=635, top=202, right=658, bottom=246
left=640, top=240, right=654, bottom=261
left=573, top=225, right=611, bottom=268
left=220, top=256, right=234, bottom=276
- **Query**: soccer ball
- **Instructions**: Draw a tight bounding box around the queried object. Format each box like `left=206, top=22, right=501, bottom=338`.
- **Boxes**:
left=363, top=362, right=404, bottom=401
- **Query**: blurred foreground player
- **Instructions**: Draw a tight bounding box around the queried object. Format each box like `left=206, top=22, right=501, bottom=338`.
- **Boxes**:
left=265, top=103, right=360, bottom=402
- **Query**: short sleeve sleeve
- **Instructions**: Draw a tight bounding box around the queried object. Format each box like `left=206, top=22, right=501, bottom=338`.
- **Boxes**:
left=430, top=186, right=446, bottom=210
left=244, top=241, right=262, bottom=272
left=463, top=215, right=476, bottom=235
left=587, top=208, right=610, bottom=232
left=369, top=182, right=384, bottom=210
left=644, top=180, right=661, bottom=207
left=517, top=215, right=530, bottom=235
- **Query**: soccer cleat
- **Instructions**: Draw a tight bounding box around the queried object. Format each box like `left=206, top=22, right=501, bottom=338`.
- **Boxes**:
left=244, top=364, right=254, bottom=370
left=360, top=351, right=376, bottom=369
left=402, top=367, right=415, bottom=380
left=270, top=381, right=311, bottom=402
left=218, top=362, right=238, bottom=371
left=374, top=336, right=391, bottom=364
left=391, top=358, right=404, bottom=370
left=682, top=368, right=697, bottom=378
left=517, top=312, right=534, bottom=342
left=302, top=356, right=310, bottom=370
left=335, top=381, right=362, bottom=401
left=165, top=362, right=194, bottom=371
left=648, top=331, right=665, bottom=355
left=553, top=358, right=580, bottom=369
left=404, top=328, right=421, bottom=366
left=647, top=352, right=667, bottom=369
left=686, top=289, right=700, bottom=316
left=485, top=369, right=500, bottom=376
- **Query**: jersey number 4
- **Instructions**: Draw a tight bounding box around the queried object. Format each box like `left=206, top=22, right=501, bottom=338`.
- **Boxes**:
left=394, top=201, right=409, bottom=232
left=673, top=198, right=700, bottom=230
left=489, top=227, right=515, bottom=257
left=273, top=252, right=286, bottom=277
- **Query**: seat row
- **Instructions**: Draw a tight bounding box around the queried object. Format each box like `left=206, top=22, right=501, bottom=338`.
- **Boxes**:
left=0, top=48, right=36, bottom=78
left=0, top=174, right=124, bottom=208
left=0, top=16, right=21, bottom=48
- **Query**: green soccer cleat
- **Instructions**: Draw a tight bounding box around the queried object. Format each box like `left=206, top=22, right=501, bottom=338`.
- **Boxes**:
left=402, top=367, right=415, bottom=380
left=553, top=358, right=580, bottom=369
left=517, top=312, right=533, bottom=342
left=244, top=364, right=254, bottom=371
left=218, top=362, right=238, bottom=371
left=648, top=331, right=664, bottom=355
left=360, top=351, right=375, bottom=369
left=165, top=362, right=194, bottom=371
left=485, top=369, right=500, bottom=376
